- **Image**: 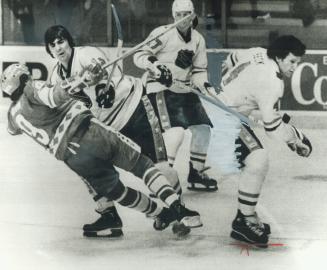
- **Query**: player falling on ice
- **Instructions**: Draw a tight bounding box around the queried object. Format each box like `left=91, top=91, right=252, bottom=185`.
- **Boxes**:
left=44, top=24, right=187, bottom=237
left=214, top=35, right=312, bottom=247
left=134, top=0, right=218, bottom=192
left=1, top=63, right=203, bottom=237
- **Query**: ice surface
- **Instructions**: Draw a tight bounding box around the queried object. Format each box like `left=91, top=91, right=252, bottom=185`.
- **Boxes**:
left=0, top=114, right=327, bottom=270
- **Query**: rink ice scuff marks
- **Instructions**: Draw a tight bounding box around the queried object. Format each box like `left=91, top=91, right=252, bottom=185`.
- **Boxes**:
left=1, top=122, right=327, bottom=269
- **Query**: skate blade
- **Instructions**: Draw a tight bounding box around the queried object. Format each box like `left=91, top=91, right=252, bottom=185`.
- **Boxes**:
left=172, top=222, right=191, bottom=237
left=83, top=228, right=123, bottom=238
left=187, top=183, right=218, bottom=192
left=230, top=230, right=268, bottom=249
left=180, top=215, right=203, bottom=228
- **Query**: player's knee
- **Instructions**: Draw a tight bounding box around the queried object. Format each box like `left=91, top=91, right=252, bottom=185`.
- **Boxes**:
left=244, top=148, right=269, bottom=177
left=130, top=154, right=154, bottom=179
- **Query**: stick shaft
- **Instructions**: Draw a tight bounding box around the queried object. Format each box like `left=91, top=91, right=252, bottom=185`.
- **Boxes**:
left=102, top=13, right=193, bottom=69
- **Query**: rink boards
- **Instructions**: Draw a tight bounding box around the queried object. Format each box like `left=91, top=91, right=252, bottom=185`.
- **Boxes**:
left=1, top=46, right=327, bottom=111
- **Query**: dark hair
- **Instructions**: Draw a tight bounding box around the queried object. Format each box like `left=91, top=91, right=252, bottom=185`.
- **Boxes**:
left=44, top=25, right=75, bottom=57
left=267, top=35, right=306, bottom=60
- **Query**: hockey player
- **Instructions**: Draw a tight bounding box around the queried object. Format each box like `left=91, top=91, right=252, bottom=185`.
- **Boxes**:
left=133, top=0, right=218, bottom=192
left=44, top=25, right=184, bottom=237
left=216, top=35, right=312, bottom=247
left=1, top=63, right=203, bottom=237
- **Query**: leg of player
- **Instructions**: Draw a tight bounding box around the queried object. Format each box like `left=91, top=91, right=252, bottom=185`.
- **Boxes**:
left=130, top=154, right=202, bottom=229
left=80, top=176, right=123, bottom=237
left=162, top=127, right=185, bottom=167
left=187, top=124, right=218, bottom=191
left=230, top=125, right=270, bottom=247
left=67, top=120, right=202, bottom=232
left=155, top=161, right=182, bottom=195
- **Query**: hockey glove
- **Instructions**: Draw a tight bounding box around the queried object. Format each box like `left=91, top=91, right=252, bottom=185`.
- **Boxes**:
left=95, top=82, right=115, bottom=108
left=83, top=58, right=107, bottom=87
left=175, top=49, right=194, bottom=69
left=60, top=76, right=88, bottom=95
left=287, top=126, right=312, bottom=157
left=147, top=62, right=172, bottom=87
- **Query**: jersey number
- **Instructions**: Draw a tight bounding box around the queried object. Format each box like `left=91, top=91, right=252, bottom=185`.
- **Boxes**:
left=16, top=114, right=50, bottom=145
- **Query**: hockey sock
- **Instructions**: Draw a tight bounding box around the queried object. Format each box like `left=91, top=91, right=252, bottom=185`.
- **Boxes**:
left=80, top=177, right=116, bottom=214
left=155, top=162, right=182, bottom=195
left=238, top=149, right=268, bottom=216
left=131, top=155, right=180, bottom=205
left=94, top=197, right=115, bottom=214
left=143, top=167, right=180, bottom=206
left=111, top=181, right=162, bottom=218
left=189, top=125, right=211, bottom=171
left=163, top=127, right=185, bottom=167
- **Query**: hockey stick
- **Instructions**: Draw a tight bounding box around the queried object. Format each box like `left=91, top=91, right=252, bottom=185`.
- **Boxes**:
left=102, top=4, right=123, bottom=97
left=172, top=80, right=253, bottom=125
left=101, top=13, right=194, bottom=70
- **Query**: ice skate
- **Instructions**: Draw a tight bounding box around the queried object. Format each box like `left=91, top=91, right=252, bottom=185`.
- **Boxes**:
left=187, top=162, right=218, bottom=192
left=230, top=210, right=269, bottom=248
left=153, top=207, right=177, bottom=231
left=153, top=207, right=191, bottom=236
left=170, top=200, right=203, bottom=228
left=83, top=207, right=123, bottom=238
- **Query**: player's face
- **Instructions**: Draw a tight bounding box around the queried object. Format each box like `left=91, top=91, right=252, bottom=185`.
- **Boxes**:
left=174, top=11, right=192, bottom=33
left=48, top=38, right=73, bottom=67
left=276, top=53, right=301, bottom=78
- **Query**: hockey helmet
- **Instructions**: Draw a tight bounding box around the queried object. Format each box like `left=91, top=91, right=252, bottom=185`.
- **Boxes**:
left=1, top=63, right=30, bottom=98
left=172, top=0, right=194, bottom=18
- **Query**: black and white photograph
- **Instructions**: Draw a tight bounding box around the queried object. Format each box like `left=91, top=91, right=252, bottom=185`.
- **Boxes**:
left=0, top=1, right=326, bottom=269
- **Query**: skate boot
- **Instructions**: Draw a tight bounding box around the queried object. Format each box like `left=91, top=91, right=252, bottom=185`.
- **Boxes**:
left=170, top=200, right=203, bottom=228
left=153, top=207, right=191, bottom=236
left=187, top=162, right=218, bottom=192
left=83, top=206, right=123, bottom=238
left=230, top=210, right=269, bottom=248
left=153, top=207, right=177, bottom=231
left=254, top=211, right=271, bottom=235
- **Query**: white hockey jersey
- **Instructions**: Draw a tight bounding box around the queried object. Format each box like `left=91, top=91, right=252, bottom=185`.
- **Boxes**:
left=219, top=48, right=283, bottom=124
left=133, top=26, right=208, bottom=94
left=49, top=46, right=142, bottom=130
left=219, top=47, right=298, bottom=143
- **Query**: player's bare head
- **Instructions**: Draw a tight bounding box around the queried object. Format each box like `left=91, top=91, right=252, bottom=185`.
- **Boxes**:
left=172, top=0, right=194, bottom=32
left=267, top=35, right=306, bottom=61
left=1, top=64, right=30, bottom=101
left=267, top=35, right=306, bottom=77
left=44, top=25, right=75, bottom=58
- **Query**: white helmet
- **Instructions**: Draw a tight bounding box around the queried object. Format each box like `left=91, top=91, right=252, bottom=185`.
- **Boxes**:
left=1, top=63, right=30, bottom=97
left=172, top=0, right=194, bottom=18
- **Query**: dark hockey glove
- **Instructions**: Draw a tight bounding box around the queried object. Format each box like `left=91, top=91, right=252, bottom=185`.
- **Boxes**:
left=287, top=126, right=312, bottom=157
left=95, top=82, right=115, bottom=108
left=156, top=64, right=172, bottom=87
left=175, top=49, right=194, bottom=69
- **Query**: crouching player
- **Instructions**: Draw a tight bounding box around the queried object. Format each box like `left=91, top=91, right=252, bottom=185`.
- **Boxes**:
left=216, top=35, right=312, bottom=247
left=1, top=63, right=203, bottom=237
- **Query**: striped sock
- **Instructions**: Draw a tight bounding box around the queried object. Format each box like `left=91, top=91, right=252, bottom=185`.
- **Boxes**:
left=238, top=190, right=259, bottom=216
left=143, top=167, right=179, bottom=206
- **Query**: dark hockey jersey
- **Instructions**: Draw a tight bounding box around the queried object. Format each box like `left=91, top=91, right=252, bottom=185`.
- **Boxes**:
left=7, top=81, right=92, bottom=160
